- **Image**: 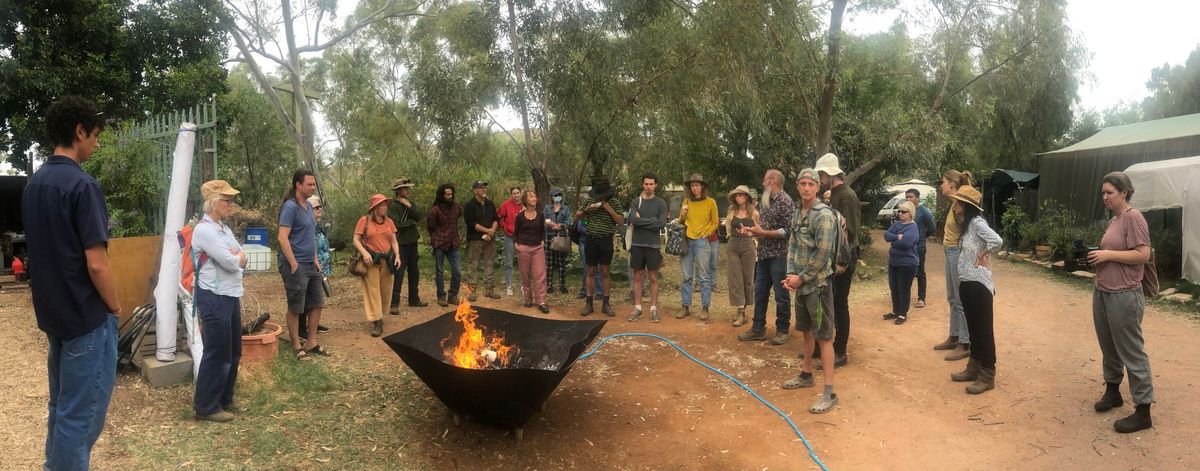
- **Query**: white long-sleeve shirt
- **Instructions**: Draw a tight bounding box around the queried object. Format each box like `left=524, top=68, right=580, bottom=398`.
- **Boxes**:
left=958, top=216, right=1003, bottom=294
left=192, top=214, right=245, bottom=297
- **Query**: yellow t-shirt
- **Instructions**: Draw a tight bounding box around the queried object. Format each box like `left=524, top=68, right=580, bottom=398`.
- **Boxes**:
left=943, top=207, right=961, bottom=247
left=680, top=197, right=719, bottom=240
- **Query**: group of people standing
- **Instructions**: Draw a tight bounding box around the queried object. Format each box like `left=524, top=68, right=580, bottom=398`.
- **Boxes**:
left=20, top=96, right=1162, bottom=468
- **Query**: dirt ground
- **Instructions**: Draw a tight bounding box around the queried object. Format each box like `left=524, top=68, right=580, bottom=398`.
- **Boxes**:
left=2, top=232, right=1199, bottom=470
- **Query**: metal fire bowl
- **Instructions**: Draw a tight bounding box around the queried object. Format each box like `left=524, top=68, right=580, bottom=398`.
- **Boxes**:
left=382, top=307, right=606, bottom=429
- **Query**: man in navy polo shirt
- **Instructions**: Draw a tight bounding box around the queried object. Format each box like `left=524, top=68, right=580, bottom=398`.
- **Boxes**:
left=23, top=96, right=121, bottom=470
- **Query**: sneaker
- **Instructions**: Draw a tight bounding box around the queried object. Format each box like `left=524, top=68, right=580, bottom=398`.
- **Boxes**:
left=915, top=299, right=926, bottom=308
left=316, top=324, right=330, bottom=333
left=196, top=410, right=235, bottom=422
left=628, top=307, right=643, bottom=322
left=895, top=315, right=907, bottom=325
left=506, top=286, right=514, bottom=296
left=768, top=330, right=789, bottom=345
left=649, top=308, right=661, bottom=323
left=738, top=329, right=767, bottom=341
left=538, top=304, right=550, bottom=314
left=882, top=312, right=897, bottom=320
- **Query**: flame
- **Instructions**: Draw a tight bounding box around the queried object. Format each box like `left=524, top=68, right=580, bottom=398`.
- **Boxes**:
left=441, top=287, right=516, bottom=369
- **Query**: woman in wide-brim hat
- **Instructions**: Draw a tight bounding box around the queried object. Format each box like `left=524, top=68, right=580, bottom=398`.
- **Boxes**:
left=724, top=185, right=758, bottom=327
left=353, top=194, right=402, bottom=337
left=947, top=184, right=1003, bottom=395
left=676, top=173, right=719, bottom=321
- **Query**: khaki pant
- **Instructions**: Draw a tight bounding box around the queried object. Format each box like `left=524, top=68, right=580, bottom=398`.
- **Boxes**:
left=726, top=236, right=756, bottom=306
left=466, top=239, right=497, bottom=292
left=360, top=261, right=394, bottom=322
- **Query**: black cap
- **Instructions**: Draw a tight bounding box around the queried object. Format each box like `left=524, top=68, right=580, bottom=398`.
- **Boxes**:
left=472, top=180, right=487, bottom=189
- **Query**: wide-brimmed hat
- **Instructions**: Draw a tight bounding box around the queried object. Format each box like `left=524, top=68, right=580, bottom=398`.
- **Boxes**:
left=367, top=194, right=390, bottom=212
left=201, top=180, right=240, bottom=201
left=814, top=153, right=845, bottom=177
left=588, top=175, right=615, bottom=200
left=392, top=176, right=414, bottom=190
left=683, top=173, right=707, bottom=187
left=727, top=185, right=753, bottom=204
left=950, top=185, right=983, bottom=211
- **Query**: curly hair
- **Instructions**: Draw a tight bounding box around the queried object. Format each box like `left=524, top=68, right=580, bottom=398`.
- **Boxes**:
left=44, top=96, right=103, bottom=149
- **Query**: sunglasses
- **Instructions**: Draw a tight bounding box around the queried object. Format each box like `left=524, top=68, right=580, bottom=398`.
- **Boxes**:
left=897, top=210, right=909, bottom=214
left=313, top=205, right=322, bottom=210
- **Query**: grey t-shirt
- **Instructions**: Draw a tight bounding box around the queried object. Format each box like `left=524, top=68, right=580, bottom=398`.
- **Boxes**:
left=626, top=195, right=668, bottom=248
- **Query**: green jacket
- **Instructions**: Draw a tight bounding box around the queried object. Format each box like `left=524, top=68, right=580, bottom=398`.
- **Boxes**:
left=388, top=199, right=422, bottom=245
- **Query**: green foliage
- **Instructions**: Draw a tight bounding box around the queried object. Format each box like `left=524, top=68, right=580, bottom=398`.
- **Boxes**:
left=1142, top=46, right=1200, bottom=119
left=81, top=128, right=163, bottom=237
left=217, top=66, right=301, bottom=212
left=0, top=0, right=228, bottom=169
left=1000, top=200, right=1030, bottom=250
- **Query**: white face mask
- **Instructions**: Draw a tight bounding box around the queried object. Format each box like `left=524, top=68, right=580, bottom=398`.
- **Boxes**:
left=553, top=195, right=563, bottom=202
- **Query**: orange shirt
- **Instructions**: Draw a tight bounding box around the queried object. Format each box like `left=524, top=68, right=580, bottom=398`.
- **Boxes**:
left=355, top=216, right=397, bottom=253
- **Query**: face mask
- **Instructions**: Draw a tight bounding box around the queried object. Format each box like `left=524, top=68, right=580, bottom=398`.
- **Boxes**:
left=553, top=195, right=563, bottom=202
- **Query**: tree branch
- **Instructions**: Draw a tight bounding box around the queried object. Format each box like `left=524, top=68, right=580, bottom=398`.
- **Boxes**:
left=296, top=1, right=427, bottom=53
left=934, top=25, right=1049, bottom=111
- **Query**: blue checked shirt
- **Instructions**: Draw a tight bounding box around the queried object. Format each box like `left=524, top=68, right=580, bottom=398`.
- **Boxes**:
left=786, top=202, right=837, bottom=295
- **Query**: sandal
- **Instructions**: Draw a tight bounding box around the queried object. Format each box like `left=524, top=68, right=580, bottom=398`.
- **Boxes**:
left=782, top=374, right=814, bottom=389
left=810, top=394, right=838, bottom=414
left=293, top=349, right=311, bottom=361
left=307, top=345, right=331, bottom=356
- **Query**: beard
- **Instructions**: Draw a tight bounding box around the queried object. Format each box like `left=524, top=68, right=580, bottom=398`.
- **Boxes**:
left=760, top=187, right=772, bottom=210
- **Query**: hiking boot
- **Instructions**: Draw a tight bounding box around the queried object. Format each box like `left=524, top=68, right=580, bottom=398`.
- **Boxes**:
left=370, top=320, right=383, bottom=337
left=731, top=308, right=747, bottom=327
left=951, top=359, right=979, bottom=382
left=409, top=300, right=429, bottom=307
left=1095, top=382, right=1124, bottom=412
left=649, top=308, right=661, bottom=323
left=945, top=344, right=970, bottom=361
left=467, top=293, right=478, bottom=302
left=966, top=366, right=995, bottom=394
left=486, top=288, right=501, bottom=300
left=602, top=299, right=615, bottom=316
left=437, top=295, right=449, bottom=307
left=195, top=410, right=235, bottom=423
left=699, top=306, right=710, bottom=322
left=389, top=306, right=400, bottom=316
left=768, top=330, right=790, bottom=346
left=933, top=336, right=958, bottom=350
left=675, top=305, right=691, bottom=319
left=738, top=329, right=767, bottom=341
left=1114, top=404, right=1152, bottom=433
left=581, top=297, right=594, bottom=316
left=448, top=294, right=460, bottom=305
left=628, top=307, right=643, bottom=322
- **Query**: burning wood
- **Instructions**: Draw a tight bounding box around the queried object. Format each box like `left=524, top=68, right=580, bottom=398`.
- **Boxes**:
left=441, top=291, right=517, bottom=369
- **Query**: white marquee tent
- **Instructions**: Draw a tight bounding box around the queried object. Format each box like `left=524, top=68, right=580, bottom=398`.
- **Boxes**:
left=1125, top=156, right=1200, bottom=282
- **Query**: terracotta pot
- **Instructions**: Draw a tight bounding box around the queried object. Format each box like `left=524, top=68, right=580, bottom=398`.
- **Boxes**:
left=1034, top=245, right=1051, bottom=259
left=242, top=321, right=283, bottom=363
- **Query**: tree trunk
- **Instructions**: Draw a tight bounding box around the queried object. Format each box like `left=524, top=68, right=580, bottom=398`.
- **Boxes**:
left=814, top=0, right=848, bottom=156
left=504, top=0, right=547, bottom=202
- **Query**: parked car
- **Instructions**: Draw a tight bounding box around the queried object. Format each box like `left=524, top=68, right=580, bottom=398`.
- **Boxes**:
left=876, top=194, right=904, bottom=228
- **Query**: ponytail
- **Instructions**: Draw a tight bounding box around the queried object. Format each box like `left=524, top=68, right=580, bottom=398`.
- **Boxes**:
left=943, top=170, right=972, bottom=189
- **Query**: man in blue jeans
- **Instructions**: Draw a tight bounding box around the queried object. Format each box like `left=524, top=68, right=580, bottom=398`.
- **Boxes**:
left=737, top=169, right=795, bottom=345
left=23, top=96, right=121, bottom=470
left=907, top=188, right=936, bottom=307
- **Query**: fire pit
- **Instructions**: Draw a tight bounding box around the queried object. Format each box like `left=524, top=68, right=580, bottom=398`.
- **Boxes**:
left=383, top=305, right=606, bottom=437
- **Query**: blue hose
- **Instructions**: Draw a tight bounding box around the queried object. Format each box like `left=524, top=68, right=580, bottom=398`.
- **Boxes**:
left=577, top=332, right=830, bottom=471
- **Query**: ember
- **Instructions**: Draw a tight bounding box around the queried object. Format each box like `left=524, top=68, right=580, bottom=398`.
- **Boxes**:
left=441, top=292, right=517, bottom=369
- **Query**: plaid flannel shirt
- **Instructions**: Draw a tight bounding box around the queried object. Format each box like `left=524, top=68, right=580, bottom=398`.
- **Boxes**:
left=786, top=202, right=836, bottom=295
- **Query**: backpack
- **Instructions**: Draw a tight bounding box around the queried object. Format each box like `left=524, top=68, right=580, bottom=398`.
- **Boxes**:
left=825, top=206, right=852, bottom=275
left=1142, top=248, right=1159, bottom=298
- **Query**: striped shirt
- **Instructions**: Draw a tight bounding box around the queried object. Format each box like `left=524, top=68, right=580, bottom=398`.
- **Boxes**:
left=581, top=197, right=618, bottom=237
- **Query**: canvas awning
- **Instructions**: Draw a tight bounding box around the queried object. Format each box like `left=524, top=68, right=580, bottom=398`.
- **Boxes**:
left=1125, top=156, right=1200, bottom=282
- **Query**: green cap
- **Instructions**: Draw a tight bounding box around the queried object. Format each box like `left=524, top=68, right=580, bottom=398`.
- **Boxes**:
left=797, top=168, right=819, bottom=182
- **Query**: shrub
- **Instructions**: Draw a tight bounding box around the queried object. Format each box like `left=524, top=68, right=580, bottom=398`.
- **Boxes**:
left=999, top=201, right=1030, bottom=250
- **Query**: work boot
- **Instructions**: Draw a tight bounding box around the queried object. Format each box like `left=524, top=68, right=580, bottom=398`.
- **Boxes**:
left=195, top=410, right=235, bottom=423
left=389, top=305, right=400, bottom=316
left=731, top=308, right=747, bottom=327
left=1094, top=382, right=1124, bottom=412
left=370, top=320, right=383, bottom=337
left=437, top=295, right=449, bottom=307
left=675, top=305, right=691, bottom=319
left=737, top=329, right=767, bottom=341
left=966, top=366, right=995, bottom=394
left=699, top=306, right=710, bottom=322
left=769, top=330, right=789, bottom=346
left=410, top=300, right=429, bottom=307
left=933, top=336, right=958, bottom=350
left=951, top=359, right=979, bottom=382
left=448, top=294, right=460, bottom=305
left=580, top=297, right=594, bottom=316
left=602, top=297, right=615, bottom=316
left=1113, top=404, right=1153, bottom=433
left=945, top=344, right=971, bottom=361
